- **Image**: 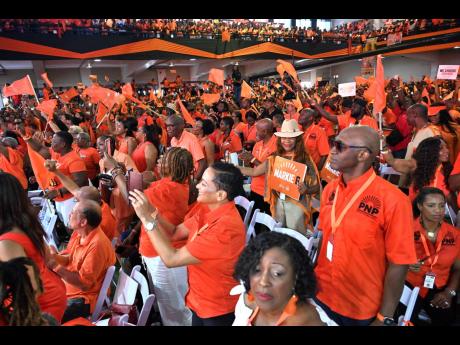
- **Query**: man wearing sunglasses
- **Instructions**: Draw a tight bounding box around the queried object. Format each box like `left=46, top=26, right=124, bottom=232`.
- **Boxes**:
left=313, top=125, right=417, bottom=326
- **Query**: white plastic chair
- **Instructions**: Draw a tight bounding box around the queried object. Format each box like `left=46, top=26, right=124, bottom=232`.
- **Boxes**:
left=308, top=230, right=322, bottom=265
left=398, top=285, right=420, bottom=326
left=91, top=265, right=116, bottom=322
left=234, top=195, right=255, bottom=230
left=130, top=265, right=156, bottom=326
left=272, top=227, right=312, bottom=251
left=445, top=203, right=457, bottom=226
left=246, top=209, right=282, bottom=244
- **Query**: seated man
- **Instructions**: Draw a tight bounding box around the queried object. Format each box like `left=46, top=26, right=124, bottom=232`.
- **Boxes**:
left=47, top=200, right=116, bottom=323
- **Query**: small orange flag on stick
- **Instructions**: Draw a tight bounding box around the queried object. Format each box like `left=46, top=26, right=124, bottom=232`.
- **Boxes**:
left=373, top=55, right=386, bottom=116
left=354, top=76, right=369, bottom=86
left=276, top=60, right=299, bottom=83
left=27, top=143, right=56, bottom=191
left=201, top=93, right=221, bottom=105
left=2, top=75, right=35, bottom=97
left=241, top=81, right=254, bottom=99
left=96, top=102, right=109, bottom=126
left=59, top=87, right=79, bottom=103
left=41, top=73, right=53, bottom=88
left=36, top=99, right=57, bottom=121
left=176, top=96, right=196, bottom=126
left=208, top=68, right=224, bottom=86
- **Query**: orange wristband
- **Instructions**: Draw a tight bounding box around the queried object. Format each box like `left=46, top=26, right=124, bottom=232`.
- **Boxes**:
left=376, top=312, right=385, bottom=321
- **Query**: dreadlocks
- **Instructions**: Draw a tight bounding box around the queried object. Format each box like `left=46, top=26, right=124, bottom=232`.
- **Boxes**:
left=0, top=257, right=50, bottom=326
left=160, top=147, right=194, bottom=183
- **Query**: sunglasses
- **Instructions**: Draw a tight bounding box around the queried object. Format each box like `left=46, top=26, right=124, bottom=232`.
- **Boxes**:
left=331, top=139, right=372, bottom=153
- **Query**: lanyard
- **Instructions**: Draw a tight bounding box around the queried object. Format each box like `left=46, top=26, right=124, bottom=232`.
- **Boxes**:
left=432, top=165, right=442, bottom=188
left=331, top=171, right=376, bottom=236
left=419, top=229, right=444, bottom=269
left=256, top=140, right=274, bottom=160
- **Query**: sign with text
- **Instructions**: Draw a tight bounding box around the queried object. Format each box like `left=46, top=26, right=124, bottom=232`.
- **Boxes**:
left=437, top=65, right=459, bottom=80
left=338, top=82, right=356, bottom=97
left=271, top=156, right=308, bottom=201
left=320, top=155, right=340, bottom=183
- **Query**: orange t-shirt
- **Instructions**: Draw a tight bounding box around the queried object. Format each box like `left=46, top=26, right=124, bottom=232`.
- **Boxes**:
left=303, top=124, right=330, bottom=167
left=216, top=130, right=243, bottom=160
left=337, top=114, right=379, bottom=132
left=234, top=122, right=246, bottom=134
left=250, top=135, right=277, bottom=196
left=60, top=227, right=116, bottom=312
left=184, top=201, right=245, bottom=318
left=318, top=106, right=337, bottom=137
left=75, top=146, right=100, bottom=180
left=315, top=168, right=417, bottom=320
left=451, top=153, right=460, bottom=207
left=100, top=201, right=116, bottom=241
left=406, top=220, right=460, bottom=298
left=139, top=177, right=189, bottom=257
left=0, top=147, right=27, bottom=189
left=242, top=124, right=257, bottom=143
left=171, top=130, right=205, bottom=173
left=51, top=150, right=87, bottom=202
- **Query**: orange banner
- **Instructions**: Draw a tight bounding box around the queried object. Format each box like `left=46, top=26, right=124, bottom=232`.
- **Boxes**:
left=320, top=155, right=340, bottom=183
left=270, top=156, right=307, bottom=201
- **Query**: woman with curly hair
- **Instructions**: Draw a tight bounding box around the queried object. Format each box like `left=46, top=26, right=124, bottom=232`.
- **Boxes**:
left=233, top=231, right=324, bottom=326
left=429, top=107, right=460, bottom=165
left=110, top=117, right=139, bottom=156
left=383, top=136, right=454, bottom=206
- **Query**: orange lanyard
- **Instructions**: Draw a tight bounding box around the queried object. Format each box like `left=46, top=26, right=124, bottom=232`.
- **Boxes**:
left=419, top=229, right=444, bottom=270
left=256, top=140, right=273, bottom=161
left=331, top=172, right=376, bottom=236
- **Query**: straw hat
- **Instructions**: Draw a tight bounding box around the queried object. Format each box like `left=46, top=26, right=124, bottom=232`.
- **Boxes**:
left=274, top=119, right=304, bottom=138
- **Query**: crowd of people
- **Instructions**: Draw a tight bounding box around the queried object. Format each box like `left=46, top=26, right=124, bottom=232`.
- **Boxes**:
left=1, top=19, right=458, bottom=44
left=0, top=56, right=460, bottom=327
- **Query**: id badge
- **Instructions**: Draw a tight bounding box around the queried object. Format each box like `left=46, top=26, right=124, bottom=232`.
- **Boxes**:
left=423, top=272, right=436, bottom=289
left=280, top=193, right=286, bottom=201
left=326, top=235, right=334, bottom=262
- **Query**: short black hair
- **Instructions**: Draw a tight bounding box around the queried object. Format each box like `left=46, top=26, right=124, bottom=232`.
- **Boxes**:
left=201, top=119, right=215, bottom=136
left=55, top=131, right=74, bottom=148
left=234, top=231, right=317, bottom=303
left=221, top=116, right=234, bottom=128
left=232, top=111, right=243, bottom=122
left=80, top=203, right=102, bottom=228
left=246, top=110, right=257, bottom=121
left=210, top=162, right=245, bottom=201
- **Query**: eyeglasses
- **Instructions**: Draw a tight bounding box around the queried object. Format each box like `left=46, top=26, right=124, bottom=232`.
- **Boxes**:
left=331, top=139, right=372, bottom=153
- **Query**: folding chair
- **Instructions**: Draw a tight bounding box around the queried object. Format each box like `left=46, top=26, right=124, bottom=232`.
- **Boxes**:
left=445, top=203, right=457, bottom=226
left=398, top=285, right=420, bottom=326
left=308, top=230, right=322, bottom=265
left=91, top=265, right=116, bottom=322
left=130, top=265, right=156, bottom=326
left=272, top=227, right=312, bottom=251
left=246, top=209, right=282, bottom=244
left=234, top=195, right=255, bottom=230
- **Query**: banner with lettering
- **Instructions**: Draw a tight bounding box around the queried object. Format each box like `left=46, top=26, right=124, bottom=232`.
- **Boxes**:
left=338, top=82, right=356, bottom=97
left=270, top=156, right=308, bottom=201
left=437, top=65, right=459, bottom=80
left=320, top=154, right=340, bottom=183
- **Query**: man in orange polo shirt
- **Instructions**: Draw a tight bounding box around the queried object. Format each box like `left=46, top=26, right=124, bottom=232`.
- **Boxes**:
left=75, top=132, right=100, bottom=185
left=216, top=117, right=243, bottom=160
left=298, top=108, right=329, bottom=171
left=314, top=125, right=416, bottom=326
left=239, top=118, right=276, bottom=214
left=284, top=100, right=300, bottom=123
left=47, top=200, right=115, bottom=323
left=166, top=115, right=206, bottom=181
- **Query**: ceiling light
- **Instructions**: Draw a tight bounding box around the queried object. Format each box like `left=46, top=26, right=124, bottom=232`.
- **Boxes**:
left=189, top=58, right=197, bottom=61
left=454, top=46, right=460, bottom=49
left=94, top=59, right=101, bottom=62
left=169, top=62, right=174, bottom=67
left=87, top=64, right=92, bottom=69
left=235, top=62, right=239, bottom=66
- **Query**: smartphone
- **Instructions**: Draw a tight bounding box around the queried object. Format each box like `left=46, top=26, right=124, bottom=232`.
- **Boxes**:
left=127, top=170, right=144, bottom=193
left=105, top=138, right=114, bottom=156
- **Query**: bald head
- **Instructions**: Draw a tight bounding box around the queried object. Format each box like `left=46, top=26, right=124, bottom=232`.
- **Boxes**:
left=256, top=118, right=274, bottom=141
left=166, top=114, right=185, bottom=126
left=76, top=186, right=101, bottom=204
left=256, top=118, right=274, bottom=131
left=341, top=126, right=380, bottom=156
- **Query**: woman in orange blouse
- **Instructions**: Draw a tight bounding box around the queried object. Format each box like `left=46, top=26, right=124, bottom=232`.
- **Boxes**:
left=132, top=124, right=160, bottom=173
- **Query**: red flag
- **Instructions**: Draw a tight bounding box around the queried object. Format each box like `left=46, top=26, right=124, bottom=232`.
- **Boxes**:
left=176, top=96, right=196, bottom=126
left=373, top=55, right=385, bottom=116
left=36, top=99, right=57, bottom=120
left=2, top=75, right=35, bottom=97
left=276, top=60, right=299, bottom=83
left=27, top=143, right=56, bottom=191
left=83, top=85, right=119, bottom=109
left=201, top=93, right=221, bottom=105
left=41, top=73, right=53, bottom=88
left=59, top=87, right=79, bottom=103
left=208, top=68, right=224, bottom=86
left=241, top=81, right=254, bottom=99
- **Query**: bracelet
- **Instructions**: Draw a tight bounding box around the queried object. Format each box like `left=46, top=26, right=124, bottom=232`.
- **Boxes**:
left=250, top=157, right=257, bottom=164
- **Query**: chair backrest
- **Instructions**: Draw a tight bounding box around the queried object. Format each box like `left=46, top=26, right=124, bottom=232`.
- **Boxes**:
left=272, top=227, right=312, bottom=251
left=445, top=203, right=457, bottom=226
left=308, top=230, right=322, bottom=265
left=398, top=285, right=420, bottom=326
left=113, top=268, right=139, bottom=305
left=246, top=209, right=282, bottom=244
left=130, top=265, right=156, bottom=326
left=91, top=265, right=116, bottom=322
left=234, top=195, right=255, bottom=230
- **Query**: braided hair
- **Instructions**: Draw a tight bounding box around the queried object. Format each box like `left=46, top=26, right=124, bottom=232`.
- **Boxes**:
left=160, top=147, right=194, bottom=183
left=411, top=137, right=453, bottom=194
left=0, top=257, right=50, bottom=326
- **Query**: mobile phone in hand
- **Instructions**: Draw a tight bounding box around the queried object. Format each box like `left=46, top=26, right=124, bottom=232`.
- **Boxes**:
left=105, top=138, right=114, bottom=156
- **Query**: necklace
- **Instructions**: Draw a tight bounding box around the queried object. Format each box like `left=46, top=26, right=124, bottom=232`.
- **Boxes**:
left=420, top=218, right=440, bottom=241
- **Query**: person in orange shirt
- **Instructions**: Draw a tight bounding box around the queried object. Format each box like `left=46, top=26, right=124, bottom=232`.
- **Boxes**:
left=242, top=111, right=257, bottom=147
left=429, top=108, right=460, bottom=165
left=129, top=162, right=246, bottom=326
left=239, top=118, right=276, bottom=215
left=75, top=132, right=100, bottom=184
left=298, top=108, right=329, bottom=171
left=284, top=100, right=300, bottom=123
left=404, top=187, right=460, bottom=325
left=132, top=124, right=160, bottom=173
left=167, top=115, right=206, bottom=181
left=46, top=200, right=115, bottom=323
left=216, top=117, right=243, bottom=160
left=314, top=125, right=416, bottom=326
left=111, top=118, right=138, bottom=156
left=0, top=141, right=27, bottom=189
left=232, top=111, right=246, bottom=136
left=193, top=118, right=215, bottom=167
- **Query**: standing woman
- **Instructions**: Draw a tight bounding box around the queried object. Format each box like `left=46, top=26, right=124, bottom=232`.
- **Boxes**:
left=132, top=124, right=160, bottom=173
left=239, top=120, right=321, bottom=235
left=192, top=118, right=215, bottom=167
left=128, top=162, right=246, bottom=326
left=0, top=172, right=67, bottom=323
left=112, top=117, right=138, bottom=156
left=429, top=108, right=460, bottom=165
left=406, top=187, right=460, bottom=325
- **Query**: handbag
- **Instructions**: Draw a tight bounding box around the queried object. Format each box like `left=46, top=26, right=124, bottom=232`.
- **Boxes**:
left=99, top=303, right=139, bottom=326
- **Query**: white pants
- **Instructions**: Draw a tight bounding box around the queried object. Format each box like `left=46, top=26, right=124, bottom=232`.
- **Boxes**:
left=142, top=256, right=192, bottom=326
left=55, top=197, right=77, bottom=227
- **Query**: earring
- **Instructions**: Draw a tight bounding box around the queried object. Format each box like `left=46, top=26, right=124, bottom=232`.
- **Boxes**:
left=247, top=291, right=255, bottom=302
left=284, top=294, right=298, bottom=315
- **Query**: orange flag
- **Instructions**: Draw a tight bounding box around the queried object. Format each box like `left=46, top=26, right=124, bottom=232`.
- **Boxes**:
left=36, top=99, right=57, bottom=120
left=176, top=96, right=196, bottom=126
left=222, top=29, right=231, bottom=42
left=421, top=87, right=431, bottom=106
left=122, top=83, right=134, bottom=97
left=276, top=59, right=299, bottom=83
left=354, top=76, right=368, bottom=86
left=241, top=81, right=254, bottom=99
left=96, top=102, right=109, bottom=124
left=276, top=64, right=286, bottom=80
left=294, top=93, right=303, bottom=112
left=201, top=93, right=221, bottom=105
left=2, top=75, right=35, bottom=97
left=208, top=68, right=224, bottom=86
left=59, top=87, right=79, bottom=103
left=40, top=73, right=53, bottom=88
left=27, top=143, right=56, bottom=191
left=373, top=55, right=385, bottom=116
left=149, top=89, right=160, bottom=106
left=364, top=79, right=376, bottom=102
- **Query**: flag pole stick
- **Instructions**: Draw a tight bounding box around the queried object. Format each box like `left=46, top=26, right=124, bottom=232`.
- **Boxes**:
left=378, top=111, right=383, bottom=151
left=27, top=74, right=40, bottom=105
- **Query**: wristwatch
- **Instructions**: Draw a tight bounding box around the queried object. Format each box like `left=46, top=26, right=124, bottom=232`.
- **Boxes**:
left=377, top=312, right=396, bottom=326
left=145, top=209, right=159, bottom=232
left=447, top=288, right=457, bottom=297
